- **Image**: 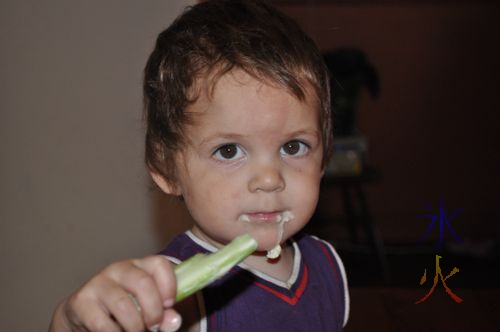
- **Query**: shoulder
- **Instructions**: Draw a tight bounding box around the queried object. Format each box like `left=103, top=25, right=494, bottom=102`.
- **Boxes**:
left=297, top=234, right=343, bottom=267
left=296, top=233, right=341, bottom=260
left=157, top=231, right=207, bottom=262
left=295, top=233, right=350, bottom=328
left=295, top=234, right=342, bottom=282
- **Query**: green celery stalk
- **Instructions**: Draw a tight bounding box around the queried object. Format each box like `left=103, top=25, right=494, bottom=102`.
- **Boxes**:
left=174, top=234, right=257, bottom=302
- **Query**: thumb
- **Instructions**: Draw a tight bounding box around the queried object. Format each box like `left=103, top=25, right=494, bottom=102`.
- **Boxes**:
left=158, top=308, right=182, bottom=332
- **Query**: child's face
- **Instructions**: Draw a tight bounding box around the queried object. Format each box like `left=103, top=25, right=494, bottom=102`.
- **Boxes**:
left=156, top=70, right=324, bottom=252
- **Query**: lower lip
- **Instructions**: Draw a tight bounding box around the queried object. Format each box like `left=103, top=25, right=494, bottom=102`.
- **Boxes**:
left=245, top=212, right=281, bottom=223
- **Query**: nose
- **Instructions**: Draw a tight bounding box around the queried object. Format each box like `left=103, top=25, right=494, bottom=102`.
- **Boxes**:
left=248, top=160, right=285, bottom=193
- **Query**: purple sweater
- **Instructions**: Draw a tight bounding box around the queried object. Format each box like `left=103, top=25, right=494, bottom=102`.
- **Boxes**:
left=159, top=232, right=349, bottom=332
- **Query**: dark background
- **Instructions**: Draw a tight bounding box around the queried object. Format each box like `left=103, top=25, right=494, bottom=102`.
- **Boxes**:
left=275, top=0, right=499, bottom=244
left=272, top=1, right=500, bottom=330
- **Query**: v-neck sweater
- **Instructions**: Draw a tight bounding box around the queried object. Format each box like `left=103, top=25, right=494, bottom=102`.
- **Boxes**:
left=159, top=231, right=349, bottom=332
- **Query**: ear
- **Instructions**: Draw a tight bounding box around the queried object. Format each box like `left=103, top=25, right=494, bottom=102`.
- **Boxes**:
left=320, top=165, right=326, bottom=177
left=320, top=163, right=326, bottom=178
left=149, top=171, right=182, bottom=196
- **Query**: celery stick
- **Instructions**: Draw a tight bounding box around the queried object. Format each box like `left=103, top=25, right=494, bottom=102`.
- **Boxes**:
left=174, top=234, right=257, bottom=302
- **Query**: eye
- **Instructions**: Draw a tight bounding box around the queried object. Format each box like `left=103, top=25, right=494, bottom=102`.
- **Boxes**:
left=280, top=140, right=309, bottom=157
left=213, top=144, right=245, bottom=161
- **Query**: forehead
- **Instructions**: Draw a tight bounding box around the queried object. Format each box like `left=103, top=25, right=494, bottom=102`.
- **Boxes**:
left=186, top=69, right=320, bottom=129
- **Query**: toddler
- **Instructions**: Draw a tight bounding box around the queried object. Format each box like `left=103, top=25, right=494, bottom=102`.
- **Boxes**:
left=50, top=1, right=349, bottom=331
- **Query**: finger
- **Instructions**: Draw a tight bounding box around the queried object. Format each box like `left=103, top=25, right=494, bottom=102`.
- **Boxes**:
left=79, top=307, right=122, bottom=332
left=105, top=257, right=175, bottom=329
left=160, top=308, right=183, bottom=332
left=95, top=279, right=145, bottom=331
left=67, top=286, right=122, bottom=332
left=132, top=256, right=177, bottom=306
left=118, top=267, right=163, bottom=328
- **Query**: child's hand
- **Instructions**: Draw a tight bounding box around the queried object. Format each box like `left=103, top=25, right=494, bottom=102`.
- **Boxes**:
left=49, top=256, right=182, bottom=332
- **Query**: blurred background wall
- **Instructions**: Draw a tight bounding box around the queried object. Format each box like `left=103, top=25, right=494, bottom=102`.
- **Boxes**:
left=0, top=1, right=194, bottom=330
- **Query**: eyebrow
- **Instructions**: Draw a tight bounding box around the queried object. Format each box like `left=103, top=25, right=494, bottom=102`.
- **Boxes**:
left=286, top=129, right=321, bottom=140
left=199, top=129, right=320, bottom=147
left=198, top=133, right=247, bottom=148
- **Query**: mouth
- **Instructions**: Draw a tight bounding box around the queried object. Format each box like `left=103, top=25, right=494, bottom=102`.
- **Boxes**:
left=238, top=211, right=295, bottom=259
left=238, top=210, right=294, bottom=224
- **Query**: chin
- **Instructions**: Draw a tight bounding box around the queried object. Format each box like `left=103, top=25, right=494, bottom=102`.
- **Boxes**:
left=253, top=232, right=289, bottom=251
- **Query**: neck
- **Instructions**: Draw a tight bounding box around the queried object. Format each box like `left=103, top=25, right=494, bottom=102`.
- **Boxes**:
left=243, top=243, right=295, bottom=282
left=188, top=228, right=296, bottom=282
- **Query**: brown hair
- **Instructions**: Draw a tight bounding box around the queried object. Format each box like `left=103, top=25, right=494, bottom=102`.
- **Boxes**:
left=144, top=0, right=332, bottom=185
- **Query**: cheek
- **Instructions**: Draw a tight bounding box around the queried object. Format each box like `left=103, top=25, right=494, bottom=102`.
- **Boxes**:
left=231, top=191, right=241, bottom=200
left=186, top=174, right=241, bottom=211
left=288, top=170, right=321, bottom=208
